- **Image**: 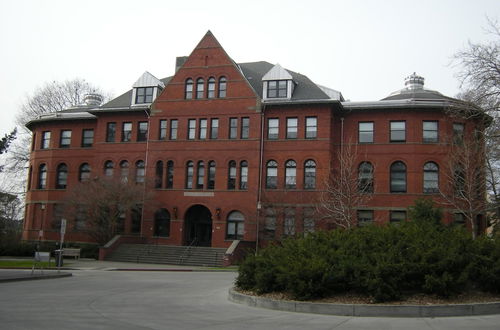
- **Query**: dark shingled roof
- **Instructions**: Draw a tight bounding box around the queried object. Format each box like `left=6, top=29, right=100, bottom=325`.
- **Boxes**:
left=101, top=77, right=172, bottom=109
left=238, top=61, right=331, bottom=100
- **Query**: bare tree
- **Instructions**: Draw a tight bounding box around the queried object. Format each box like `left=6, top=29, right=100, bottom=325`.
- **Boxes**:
left=318, top=142, right=374, bottom=229
left=7, top=79, right=110, bottom=173
left=62, top=177, right=152, bottom=246
left=440, top=130, right=488, bottom=239
left=453, top=17, right=500, bottom=232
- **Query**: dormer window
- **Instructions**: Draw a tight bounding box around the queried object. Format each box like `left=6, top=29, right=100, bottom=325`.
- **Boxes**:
left=136, top=87, right=154, bottom=104
left=262, top=64, right=295, bottom=101
left=131, top=71, right=165, bottom=106
left=267, top=80, right=288, bottom=98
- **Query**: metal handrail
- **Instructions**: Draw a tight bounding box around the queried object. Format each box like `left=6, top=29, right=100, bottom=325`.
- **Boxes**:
left=179, top=237, right=197, bottom=265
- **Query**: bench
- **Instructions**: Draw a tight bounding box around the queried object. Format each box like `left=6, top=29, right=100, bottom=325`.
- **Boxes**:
left=62, top=248, right=81, bottom=259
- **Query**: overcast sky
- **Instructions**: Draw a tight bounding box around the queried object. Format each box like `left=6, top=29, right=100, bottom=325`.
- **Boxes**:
left=0, top=0, right=499, bottom=136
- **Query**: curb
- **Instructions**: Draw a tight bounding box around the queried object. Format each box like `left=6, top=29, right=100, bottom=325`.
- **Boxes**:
left=0, top=272, right=72, bottom=283
left=228, top=288, right=500, bottom=317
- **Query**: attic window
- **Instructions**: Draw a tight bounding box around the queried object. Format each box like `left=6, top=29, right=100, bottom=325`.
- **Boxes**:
left=267, top=80, right=287, bottom=98
left=136, top=87, right=154, bottom=104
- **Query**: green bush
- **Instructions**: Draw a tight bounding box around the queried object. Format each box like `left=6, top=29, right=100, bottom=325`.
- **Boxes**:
left=236, top=214, right=500, bottom=302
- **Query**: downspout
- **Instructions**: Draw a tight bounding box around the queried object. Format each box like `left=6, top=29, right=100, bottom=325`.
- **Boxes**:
left=256, top=104, right=265, bottom=255
left=141, top=106, right=152, bottom=241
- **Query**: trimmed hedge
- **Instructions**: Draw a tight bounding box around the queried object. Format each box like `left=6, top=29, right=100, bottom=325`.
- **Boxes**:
left=236, top=221, right=500, bottom=302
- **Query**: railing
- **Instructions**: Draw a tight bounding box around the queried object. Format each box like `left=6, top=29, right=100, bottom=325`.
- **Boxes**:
left=179, top=238, right=198, bottom=265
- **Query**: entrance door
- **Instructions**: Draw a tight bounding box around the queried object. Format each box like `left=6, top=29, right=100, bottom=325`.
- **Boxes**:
left=184, top=205, right=212, bottom=246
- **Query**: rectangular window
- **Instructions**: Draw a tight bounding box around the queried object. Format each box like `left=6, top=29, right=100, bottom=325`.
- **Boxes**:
left=59, top=130, right=71, bottom=148
left=303, top=207, right=315, bottom=234
left=390, top=121, right=406, bottom=142
left=210, top=118, right=219, bottom=139
left=40, top=131, right=50, bottom=149
left=81, top=129, right=94, bottom=147
left=453, top=123, right=465, bottom=144
left=359, top=122, right=374, bottom=143
left=305, top=117, right=317, bottom=139
left=267, top=80, right=287, bottom=98
left=283, top=208, right=296, bottom=237
left=423, top=121, right=438, bottom=143
left=241, top=117, right=250, bottom=139
left=264, top=208, right=276, bottom=239
left=135, top=87, right=154, bottom=104
left=453, top=213, right=466, bottom=226
left=106, top=122, right=116, bottom=142
left=357, top=210, right=374, bottom=226
left=229, top=117, right=238, bottom=139
left=268, top=118, right=279, bottom=140
left=170, top=119, right=178, bottom=140
left=122, top=122, right=132, bottom=142
left=199, top=119, right=207, bottom=140
left=188, top=119, right=196, bottom=140
left=390, top=210, right=406, bottom=223
left=159, top=120, right=167, bottom=140
left=286, top=117, right=298, bottom=139
left=137, top=121, right=148, bottom=141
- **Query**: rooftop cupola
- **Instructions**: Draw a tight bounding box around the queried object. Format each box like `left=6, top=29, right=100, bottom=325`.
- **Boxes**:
left=83, top=93, right=103, bottom=106
left=404, top=72, right=425, bottom=91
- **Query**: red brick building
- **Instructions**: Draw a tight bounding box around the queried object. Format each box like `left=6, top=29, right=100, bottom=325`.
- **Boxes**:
left=22, top=32, right=486, bottom=250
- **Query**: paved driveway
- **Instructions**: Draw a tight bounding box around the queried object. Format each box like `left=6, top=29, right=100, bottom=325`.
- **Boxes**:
left=0, top=269, right=499, bottom=330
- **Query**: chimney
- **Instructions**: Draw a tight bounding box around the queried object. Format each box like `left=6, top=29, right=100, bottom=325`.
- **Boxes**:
left=175, top=56, right=188, bottom=73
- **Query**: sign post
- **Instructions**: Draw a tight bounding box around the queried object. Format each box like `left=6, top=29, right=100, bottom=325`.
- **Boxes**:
left=58, top=219, right=66, bottom=273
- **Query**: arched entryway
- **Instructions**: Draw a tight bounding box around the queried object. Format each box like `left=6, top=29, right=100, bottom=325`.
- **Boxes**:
left=184, top=205, right=212, bottom=246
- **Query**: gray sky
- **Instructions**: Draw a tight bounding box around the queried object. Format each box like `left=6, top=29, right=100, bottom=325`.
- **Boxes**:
left=0, top=0, right=499, bottom=136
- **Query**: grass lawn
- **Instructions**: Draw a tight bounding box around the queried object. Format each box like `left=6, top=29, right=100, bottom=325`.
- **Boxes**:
left=0, top=260, right=53, bottom=268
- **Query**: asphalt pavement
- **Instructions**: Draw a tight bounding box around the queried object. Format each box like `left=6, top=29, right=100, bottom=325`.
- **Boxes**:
left=0, top=259, right=499, bottom=329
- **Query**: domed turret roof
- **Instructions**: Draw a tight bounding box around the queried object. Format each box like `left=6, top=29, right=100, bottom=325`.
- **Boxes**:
left=382, top=73, right=454, bottom=101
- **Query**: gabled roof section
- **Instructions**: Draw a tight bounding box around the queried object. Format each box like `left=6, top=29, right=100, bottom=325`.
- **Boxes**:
left=132, top=71, right=165, bottom=88
left=262, top=64, right=293, bottom=81
left=194, top=30, right=222, bottom=50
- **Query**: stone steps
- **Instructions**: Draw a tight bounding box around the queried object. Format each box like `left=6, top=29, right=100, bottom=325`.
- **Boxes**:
left=105, top=243, right=226, bottom=267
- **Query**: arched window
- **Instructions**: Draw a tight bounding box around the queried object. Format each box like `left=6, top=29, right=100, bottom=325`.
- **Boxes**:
left=120, top=160, right=129, bottom=182
left=423, top=162, right=439, bottom=194
left=185, top=78, right=193, bottom=99
left=218, top=76, right=227, bottom=98
left=56, top=163, right=68, bottom=189
left=196, top=161, right=205, bottom=189
left=390, top=161, right=406, bottom=193
left=79, top=163, right=91, bottom=182
left=135, top=160, right=145, bottom=183
left=304, top=160, right=316, bottom=189
left=358, top=162, right=374, bottom=193
left=38, top=164, right=47, bottom=189
left=28, top=166, right=32, bottom=190
left=166, top=160, right=174, bottom=189
left=240, top=161, right=248, bottom=190
left=154, top=208, right=170, bottom=237
left=285, top=160, right=297, bottom=189
left=266, top=160, right=278, bottom=189
left=208, top=161, right=216, bottom=190
left=196, top=78, right=204, bottom=99
left=155, top=161, right=163, bottom=188
left=226, top=211, right=244, bottom=240
left=186, top=161, right=194, bottom=189
left=228, top=160, right=236, bottom=189
left=207, top=77, right=216, bottom=99
left=104, top=161, right=114, bottom=177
